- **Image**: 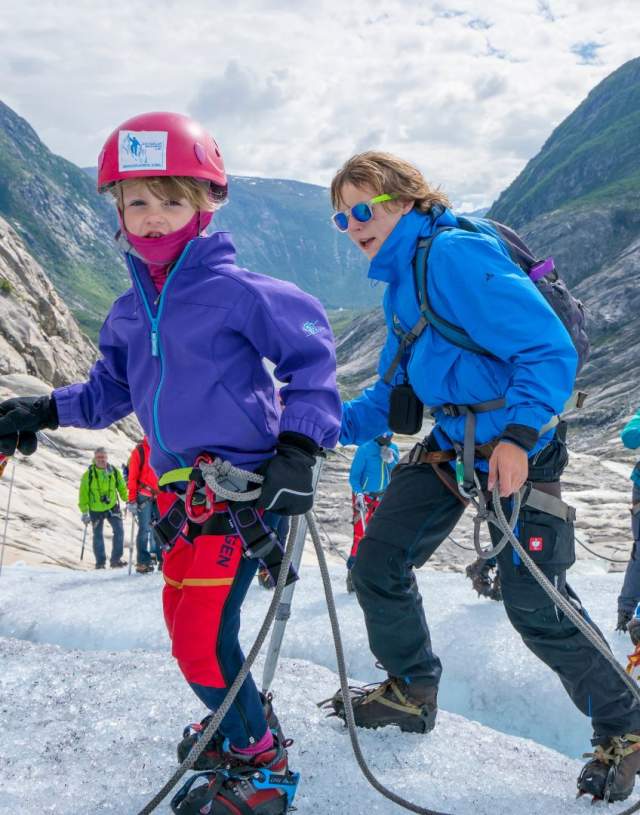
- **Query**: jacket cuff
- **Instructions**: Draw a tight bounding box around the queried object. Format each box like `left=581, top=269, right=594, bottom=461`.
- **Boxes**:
left=500, top=423, right=538, bottom=452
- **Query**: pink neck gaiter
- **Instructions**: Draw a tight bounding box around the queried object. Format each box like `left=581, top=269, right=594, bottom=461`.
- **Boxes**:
left=123, top=211, right=214, bottom=292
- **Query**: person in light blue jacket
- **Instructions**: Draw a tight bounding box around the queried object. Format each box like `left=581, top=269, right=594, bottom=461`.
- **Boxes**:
left=347, top=433, right=399, bottom=582
left=323, top=150, right=640, bottom=804
left=616, top=410, right=640, bottom=631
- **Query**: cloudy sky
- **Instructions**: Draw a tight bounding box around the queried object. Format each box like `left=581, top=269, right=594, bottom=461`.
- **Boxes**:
left=1, top=0, right=636, bottom=210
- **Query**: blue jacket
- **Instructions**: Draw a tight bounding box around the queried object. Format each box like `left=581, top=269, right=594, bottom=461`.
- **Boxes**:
left=621, top=410, right=640, bottom=487
left=53, top=232, right=341, bottom=477
left=349, top=439, right=400, bottom=494
left=340, top=208, right=577, bottom=463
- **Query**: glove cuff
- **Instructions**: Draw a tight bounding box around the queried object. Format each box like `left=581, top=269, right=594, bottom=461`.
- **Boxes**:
left=46, top=395, right=60, bottom=430
left=278, top=432, right=320, bottom=456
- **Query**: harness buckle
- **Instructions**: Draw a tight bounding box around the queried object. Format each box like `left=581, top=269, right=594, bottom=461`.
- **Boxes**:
left=441, top=403, right=461, bottom=418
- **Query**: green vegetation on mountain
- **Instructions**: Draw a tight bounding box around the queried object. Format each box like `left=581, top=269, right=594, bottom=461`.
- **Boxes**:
left=488, top=57, right=640, bottom=228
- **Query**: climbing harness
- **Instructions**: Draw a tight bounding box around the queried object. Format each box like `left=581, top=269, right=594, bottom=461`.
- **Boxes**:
left=156, top=456, right=296, bottom=587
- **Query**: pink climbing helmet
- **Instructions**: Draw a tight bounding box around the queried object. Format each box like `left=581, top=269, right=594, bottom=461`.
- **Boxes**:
left=97, top=111, right=227, bottom=193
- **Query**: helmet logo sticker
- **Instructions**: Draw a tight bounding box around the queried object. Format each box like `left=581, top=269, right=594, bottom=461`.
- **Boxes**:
left=118, top=130, right=168, bottom=172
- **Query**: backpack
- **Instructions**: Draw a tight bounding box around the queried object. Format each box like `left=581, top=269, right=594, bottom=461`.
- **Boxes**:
left=410, top=215, right=590, bottom=371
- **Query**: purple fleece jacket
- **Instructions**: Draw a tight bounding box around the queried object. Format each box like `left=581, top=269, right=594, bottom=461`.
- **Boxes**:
left=53, top=231, right=341, bottom=477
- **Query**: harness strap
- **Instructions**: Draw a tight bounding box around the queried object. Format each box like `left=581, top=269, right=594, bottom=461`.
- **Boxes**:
left=382, top=315, right=428, bottom=384
left=438, top=399, right=506, bottom=493
left=521, top=484, right=576, bottom=523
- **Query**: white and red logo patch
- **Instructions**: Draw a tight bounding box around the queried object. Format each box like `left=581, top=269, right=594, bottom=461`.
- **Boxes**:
left=529, top=536, right=544, bottom=552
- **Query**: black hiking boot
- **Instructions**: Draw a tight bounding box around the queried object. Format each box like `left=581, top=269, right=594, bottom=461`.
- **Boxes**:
left=629, top=617, right=640, bottom=646
left=177, top=692, right=284, bottom=770
left=577, top=732, right=640, bottom=802
left=465, top=557, right=501, bottom=601
left=171, top=731, right=298, bottom=814
left=321, top=676, right=438, bottom=733
left=617, top=609, right=633, bottom=633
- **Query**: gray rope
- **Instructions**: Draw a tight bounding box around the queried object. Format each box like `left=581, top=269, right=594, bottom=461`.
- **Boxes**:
left=446, top=534, right=475, bottom=552
left=199, top=458, right=264, bottom=502
left=135, top=514, right=300, bottom=815
left=311, top=511, right=349, bottom=563
left=306, top=510, right=452, bottom=815
left=575, top=534, right=629, bottom=564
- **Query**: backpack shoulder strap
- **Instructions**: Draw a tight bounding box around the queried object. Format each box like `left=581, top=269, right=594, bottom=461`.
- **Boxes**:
left=413, top=228, right=493, bottom=356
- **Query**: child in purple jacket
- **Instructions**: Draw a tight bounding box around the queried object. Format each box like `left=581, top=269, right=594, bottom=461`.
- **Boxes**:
left=0, top=111, right=341, bottom=814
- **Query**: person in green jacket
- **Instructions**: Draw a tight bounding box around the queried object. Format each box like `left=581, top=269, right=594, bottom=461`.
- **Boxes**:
left=78, top=447, right=128, bottom=569
left=617, top=410, right=640, bottom=630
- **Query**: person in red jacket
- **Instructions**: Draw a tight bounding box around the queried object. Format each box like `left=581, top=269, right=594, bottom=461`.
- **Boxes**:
left=127, top=436, right=161, bottom=573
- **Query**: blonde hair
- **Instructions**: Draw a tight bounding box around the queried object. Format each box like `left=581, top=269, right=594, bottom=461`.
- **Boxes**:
left=109, top=176, right=226, bottom=213
left=330, top=151, right=450, bottom=213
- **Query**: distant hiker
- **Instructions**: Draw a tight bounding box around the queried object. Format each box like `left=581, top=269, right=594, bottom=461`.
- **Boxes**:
left=127, top=436, right=161, bottom=574
left=616, top=409, right=640, bottom=632
left=346, top=433, right=399, bottom=592
left=78, top=447, right=128, bottom=569
left=0, top=112, right=340, bottom=814
left=324, top=151, right=640, bottom=803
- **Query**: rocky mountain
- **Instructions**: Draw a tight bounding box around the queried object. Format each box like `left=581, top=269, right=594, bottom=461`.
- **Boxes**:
left=335, top=58, right=640, bottom=455
left=0, top=101, right=371, bottom=337
left=0, top=215, right=93, bottom=385
left=0, top=217, right=139, bottom=569
left=487, top=57, right=640, bottom=452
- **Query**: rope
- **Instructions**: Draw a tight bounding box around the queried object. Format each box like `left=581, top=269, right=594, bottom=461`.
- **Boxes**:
left=198, top=458, right=264, bottom=502
left=575, top=534, right=629, bottom=564
left=306, top=510, right=453, bottom=815
left=311, top=511, right=349, bottom=562
left=135, top=514, right=300, bottom=815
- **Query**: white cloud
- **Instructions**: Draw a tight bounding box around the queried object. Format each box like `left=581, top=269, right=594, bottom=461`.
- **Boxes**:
left=0, top=0, right=637, bottom=208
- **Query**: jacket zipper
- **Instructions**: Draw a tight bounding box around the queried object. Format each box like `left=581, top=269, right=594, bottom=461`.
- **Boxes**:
left=127, top=243, right=194, bottom=468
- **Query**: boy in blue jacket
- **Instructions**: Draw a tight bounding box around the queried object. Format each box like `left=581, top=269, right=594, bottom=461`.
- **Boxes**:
left=347, top=433, right=399, bottom=591
left=325, top=150, right=640, bottom=803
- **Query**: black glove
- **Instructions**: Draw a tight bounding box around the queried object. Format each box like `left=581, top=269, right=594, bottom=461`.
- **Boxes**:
left=0, top=395, right=58, bottom=456
left=256, top=432, right=319, bottom=516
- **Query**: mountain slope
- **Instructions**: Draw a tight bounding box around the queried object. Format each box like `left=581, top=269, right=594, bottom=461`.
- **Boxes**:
left=488, top=57, right=640, bottom=231
left=0, top=101, right=371, bottom=336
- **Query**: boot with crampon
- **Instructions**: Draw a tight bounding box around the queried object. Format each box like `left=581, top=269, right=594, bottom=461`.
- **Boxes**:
left=177, top=693, right=283, bottom=770
left=171, top=731, right=298, bottom=814
left=320, top=676, right=437, bottom=733
left=465, top=557, right=497, bottom=599
left=577, top=732, right=640, bottom=803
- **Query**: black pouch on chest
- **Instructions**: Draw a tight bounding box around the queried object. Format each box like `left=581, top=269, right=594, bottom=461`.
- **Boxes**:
left=388, top=382, right=424, bottom=435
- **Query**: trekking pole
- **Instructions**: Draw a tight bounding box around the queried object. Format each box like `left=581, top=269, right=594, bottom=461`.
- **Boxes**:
left=80, top=523, right=88, bottom=561
left=261, top=456, right=324, bottom=695
left=128, top=512, right=135, bottom=576
left=0, top=459, right=17, bottom=578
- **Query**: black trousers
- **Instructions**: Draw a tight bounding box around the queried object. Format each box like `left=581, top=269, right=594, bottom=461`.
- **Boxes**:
left=351, top=433, right=640, bottom=739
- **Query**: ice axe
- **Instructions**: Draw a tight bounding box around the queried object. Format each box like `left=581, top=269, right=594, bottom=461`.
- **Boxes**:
left=0, top=456, right=16, bottom=578
left=128, top=511, right=136, bottom=576
left=261, top=457, right=324, bottom=695
left=80, top=522, right=88, bottom=561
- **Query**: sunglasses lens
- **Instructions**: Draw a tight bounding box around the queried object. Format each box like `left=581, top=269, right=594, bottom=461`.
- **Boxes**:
left=332, top=212, right=349, bottom=232
left=352, top=202, right=373, bottom=223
